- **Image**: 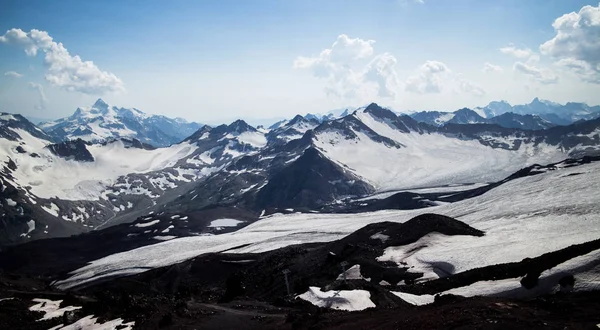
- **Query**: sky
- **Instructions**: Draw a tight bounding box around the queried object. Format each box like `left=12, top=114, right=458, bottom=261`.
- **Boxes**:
left=0, top=0, right=599, bottom=125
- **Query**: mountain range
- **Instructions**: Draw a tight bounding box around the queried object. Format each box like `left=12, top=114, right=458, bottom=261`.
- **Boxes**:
left=1, top=98, right=600, bottom=329
left=39, top=99, right=203, bottom=147
left=406, top=98, right=600, bottom=130
left=1, top=99, right=600, bottom=245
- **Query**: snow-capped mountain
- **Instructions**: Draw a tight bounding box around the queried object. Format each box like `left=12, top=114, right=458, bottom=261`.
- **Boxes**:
left=475, top=98, right=600, bottom=124
left=0, top=115, right=269, bottom=244
left=411, top=98, right=600, bottom=129
left=40, top=99, right=203, bottom=147
left=1, top=102, right=600, bottom=245
left=163, top=102, right=600, bottom=218
left=410, top=108, right=487, bottom=127
left=473, top=100, right=513, bottom=118
left=266, top=115, right=320, bottom=144
left=487, top=112, right=555, bottom=130
left=1, top=112, right=52, bottom=141
left=304, top=107, right=355, bottom=123
left=410, top=108, right=556, bottom=130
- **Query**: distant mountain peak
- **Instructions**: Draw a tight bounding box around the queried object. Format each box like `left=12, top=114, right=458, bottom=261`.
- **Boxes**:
left=228, top=119, right=254, bottom=133
left=365, top=102, right=380, bottom=111
left=93, top=98, right=109, bottom=109
left=363, top=103, right=397, bottom=120
left=288, top=114, right=307, bottom=126
left=40, top=100, right=203, bottom=147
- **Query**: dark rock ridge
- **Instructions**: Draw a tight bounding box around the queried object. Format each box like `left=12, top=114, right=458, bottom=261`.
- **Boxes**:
left=255, top=147, right=373, bottom=209
left=0, top=113, right=54, bottom=142
left=45, top=139, right=94, bottom=162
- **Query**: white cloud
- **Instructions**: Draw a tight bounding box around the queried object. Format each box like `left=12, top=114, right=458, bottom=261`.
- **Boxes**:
left=4, top=71, right=23, bottom=78
left=455, top=76, right=486, bottom=97
left=364, top=53, right=401, bottom=98
left=482, top=62, right=503, bottom=73
left=540, top=3, right=600, bottom=84
left=499, top=44, right=534, bottom=59
left=513, top=62, right=559, bottom=85
left=28, top=82, right=47, bottom=111
left=554, top=58, right=600, bottom=84
left=405, top=60, right=449, bottom=94
left=294, top=34, right=399, bottom=100
left=0, top=28, right=125, bottom=94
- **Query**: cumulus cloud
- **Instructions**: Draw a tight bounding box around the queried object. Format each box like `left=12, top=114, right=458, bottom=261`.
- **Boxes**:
left=28, top=82, right=47, bottom=111
left=513, top=62, right=559, bottom=85
left=482, top=62, right=503, bottom=73
left=404, top=60, right=449, bottom=94
left=540, top=3, right=600, bottom=84
left=0, top=28, right=125, bottom=94
left=499, top=44, right=534, bottom=59
left=294, top=34, right=399, bottom=99
left=296, top=36, right=487, bottom=100
left=364, top=53, right=401, bottom=98
left=4, top=71, right=23, bottom=78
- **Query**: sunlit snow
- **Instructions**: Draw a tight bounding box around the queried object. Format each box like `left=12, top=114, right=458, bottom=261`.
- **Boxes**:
left=55, top=161, right=600, bottom=290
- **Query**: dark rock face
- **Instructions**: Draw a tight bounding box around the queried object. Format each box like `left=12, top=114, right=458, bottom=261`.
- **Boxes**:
left=488, top=112, right=555, bottom=130
left=100, top=138, right=156, bottom=150
left=46, top=139, right=94, bottom=162
left=255, top=148, right=373, bottom=209
left=447, top=108, right=486, bottom=125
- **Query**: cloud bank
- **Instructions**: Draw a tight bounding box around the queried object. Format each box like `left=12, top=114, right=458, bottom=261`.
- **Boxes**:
left=294, top=35, right=485, bottom=101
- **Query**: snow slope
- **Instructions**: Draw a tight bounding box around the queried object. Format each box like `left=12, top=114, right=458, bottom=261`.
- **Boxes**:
left=0, top=129, right=198, bottom=200
left=55, top=160, right=600, bottom=290
left=312, top=111, right=564, bottom=191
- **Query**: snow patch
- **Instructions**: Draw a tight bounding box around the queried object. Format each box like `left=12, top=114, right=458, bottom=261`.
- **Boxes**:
left=20, top=220, right=35, bottom=237
left=208, top=218, right=244, bottom=228
left=41, top=203, right=60, bottom=217
left=134, top=219, right=160, bottom=228
left=29, top=298, right=81, bottom=321
left=297, top=286, right=375, bottom=311
left=391, top=291, right=435, bottom=306
left=51, top=314, right=135, bottom=330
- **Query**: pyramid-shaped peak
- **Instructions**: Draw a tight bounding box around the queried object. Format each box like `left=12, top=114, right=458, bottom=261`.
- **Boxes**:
left=287, top=114, right=308, bottom=126
left=228, top=119, right=254, bottom=133
left=93, top=98, right=109, bottom=108
left=365, top=102, right=381, bottom=111
left=363, top=102, right=397, bottom=120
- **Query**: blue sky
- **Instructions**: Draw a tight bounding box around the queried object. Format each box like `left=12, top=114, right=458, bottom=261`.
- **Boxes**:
left=1, top=0, right=599, bottom=124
